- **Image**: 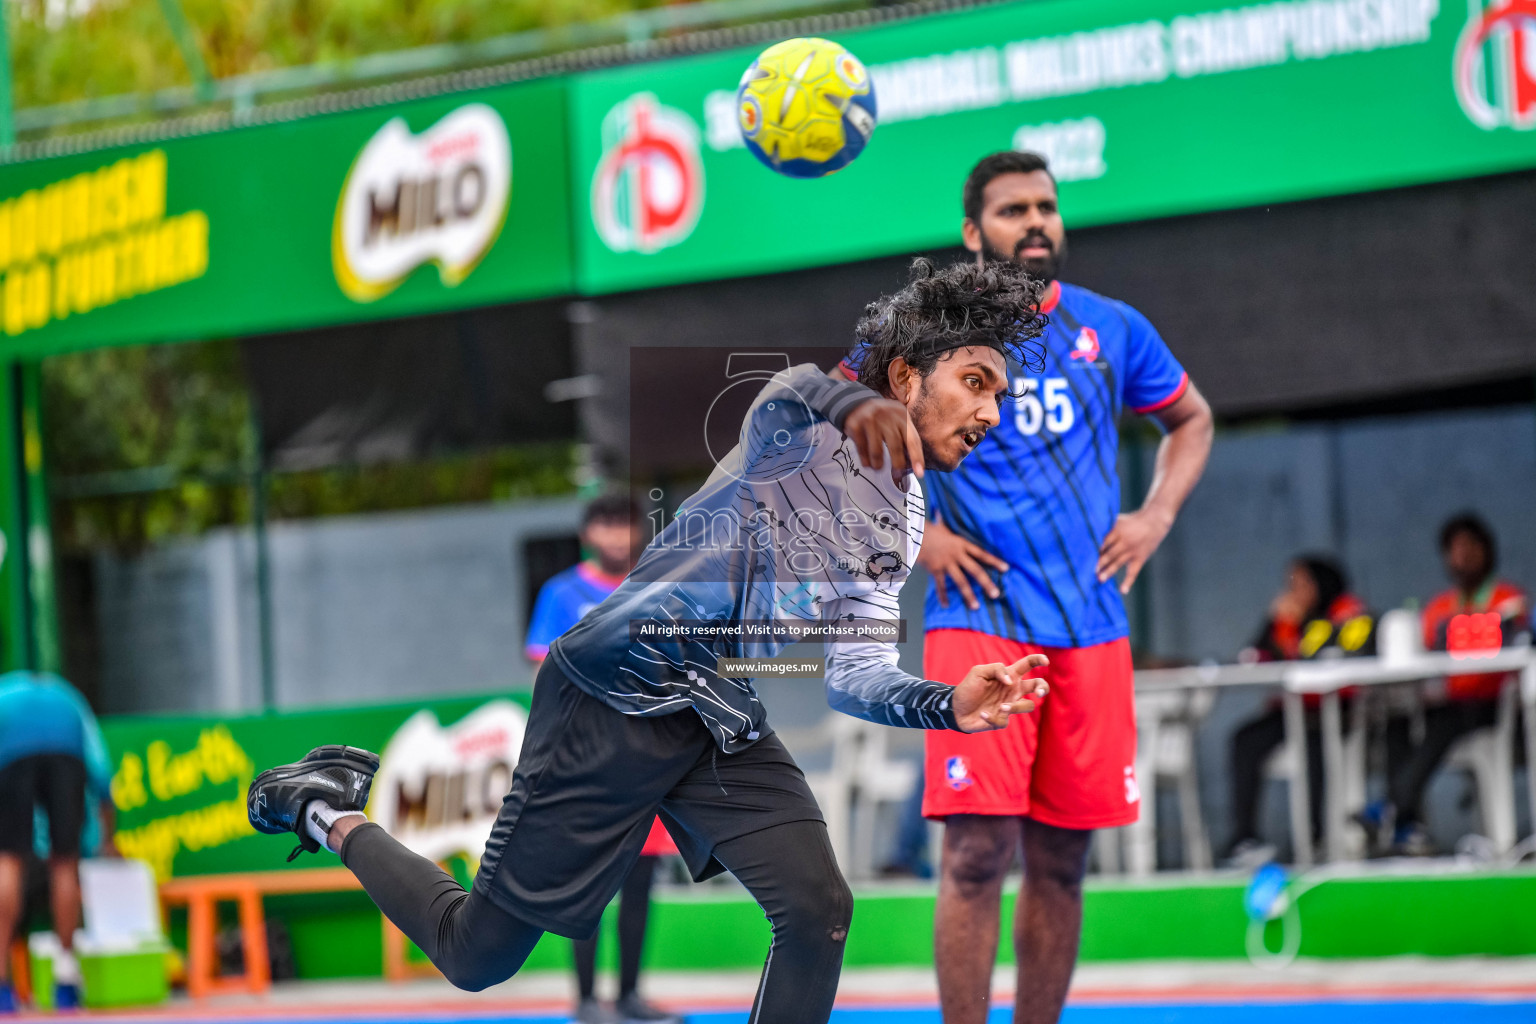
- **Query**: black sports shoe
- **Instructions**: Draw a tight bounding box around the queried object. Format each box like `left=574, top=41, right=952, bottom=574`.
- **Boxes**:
left=248, top=745, right=379, bottom=860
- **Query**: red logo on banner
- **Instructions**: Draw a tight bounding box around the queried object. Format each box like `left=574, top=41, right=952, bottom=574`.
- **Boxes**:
left=591, top=94, right=705, bottom=254
left=1455, top=0, right=1536, bottom=130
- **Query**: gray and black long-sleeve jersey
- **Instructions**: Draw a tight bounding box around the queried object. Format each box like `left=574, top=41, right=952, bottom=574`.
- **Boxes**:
left=549, top=363, right=964, bottom=753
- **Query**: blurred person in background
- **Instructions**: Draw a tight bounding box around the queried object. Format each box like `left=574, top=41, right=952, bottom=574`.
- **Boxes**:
left=839, top=151, right=1213, bottom=1024
left=0, top=672, right=117, bottom=1011
left=1361, top=513, right=1528, bottom=856
left=526, top=493, right=682, bottom=1024
left=1224, top=556, right=1374, bottom=867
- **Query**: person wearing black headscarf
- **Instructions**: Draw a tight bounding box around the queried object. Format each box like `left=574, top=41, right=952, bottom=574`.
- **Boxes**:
left=1223, top=556, right=1374, bottom=866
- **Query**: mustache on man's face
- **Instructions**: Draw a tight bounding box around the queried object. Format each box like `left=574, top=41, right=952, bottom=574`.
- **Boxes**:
left=1015, top=233, right=1053, bottom=256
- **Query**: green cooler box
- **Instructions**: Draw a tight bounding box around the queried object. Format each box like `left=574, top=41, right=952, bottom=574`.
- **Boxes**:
left=77, top=936, right=170, bottom=1009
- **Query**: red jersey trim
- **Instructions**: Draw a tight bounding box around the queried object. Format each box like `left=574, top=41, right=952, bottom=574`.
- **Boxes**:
left=1038, top=280, right=1061, bottom=315
left=1131, top=371, right=1190, bottom=416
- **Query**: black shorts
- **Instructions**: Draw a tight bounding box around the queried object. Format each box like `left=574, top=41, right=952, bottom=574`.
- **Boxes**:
left=472, top=660, right=822, bottom=937
left=0, top=753, right=87, bottom=857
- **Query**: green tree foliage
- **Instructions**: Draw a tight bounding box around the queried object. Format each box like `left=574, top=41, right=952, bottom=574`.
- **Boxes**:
left=42, top=340, right=578, bottom=552
left=8, top=0, right=671, bottom=109
left=266, top=442, right=579, bottom=520
left=18, top=0, right=623, bottom=549
left=43, top=340, right=255, bottom=551
left=44, top=340, right=252, bottom=477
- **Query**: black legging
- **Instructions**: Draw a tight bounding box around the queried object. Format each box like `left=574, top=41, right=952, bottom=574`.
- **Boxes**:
left=1387, top=699, right=1499, bottom=828
left=340, top=819, right=851, bottom=1023
left=1228, top=705, right=1327, bottom=849
left=573, top=854, right=658, bottom=1001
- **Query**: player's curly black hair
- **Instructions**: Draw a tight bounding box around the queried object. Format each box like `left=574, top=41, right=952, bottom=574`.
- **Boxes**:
left=853, top=257, right=1048, bottom=398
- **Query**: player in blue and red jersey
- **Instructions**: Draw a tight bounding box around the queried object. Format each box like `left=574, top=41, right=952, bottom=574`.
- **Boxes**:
left=842, top=152, right=1213, bottom=1024
left=526, top=494, right=683, bottom=1024
left=524, top=496, right=639, bottom=664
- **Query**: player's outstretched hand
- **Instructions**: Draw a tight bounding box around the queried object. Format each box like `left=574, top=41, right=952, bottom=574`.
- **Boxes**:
left=843, top=398, right=924, bottom=488
left=918, top=519, right=1010, bottom=610
left=951, top=654, right=1049, bottom=733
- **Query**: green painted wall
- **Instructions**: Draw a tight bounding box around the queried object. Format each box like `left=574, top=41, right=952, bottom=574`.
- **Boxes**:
left=259, top=870, right=1536, bottom=979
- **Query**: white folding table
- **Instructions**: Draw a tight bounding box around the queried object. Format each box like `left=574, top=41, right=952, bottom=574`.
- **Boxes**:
left=1133, top=649, right=1536, bottom=868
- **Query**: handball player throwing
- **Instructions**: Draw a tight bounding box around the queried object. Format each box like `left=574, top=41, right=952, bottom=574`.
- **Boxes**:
left=246, top=258, right=1049, bottom=1024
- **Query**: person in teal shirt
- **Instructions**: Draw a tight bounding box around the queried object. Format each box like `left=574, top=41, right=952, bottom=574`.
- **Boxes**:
left=0, top=672, right=117, bottom=1011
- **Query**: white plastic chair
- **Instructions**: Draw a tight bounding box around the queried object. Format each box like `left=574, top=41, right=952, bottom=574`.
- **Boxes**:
left=1444, top=677, right=1520, bottom=853
left=790, top=714, right=918, bottom=877
left=1105, top=688, right=1213, bottom=876
left=1261, top=696, right=1369, bottom=860
left=843, top=719, right=919, bottom=878
left=784, top=716, right=853, bottom=870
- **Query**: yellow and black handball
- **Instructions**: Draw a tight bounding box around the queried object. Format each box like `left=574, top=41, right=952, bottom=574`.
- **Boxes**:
left=737, top=38, right=878, bottom=178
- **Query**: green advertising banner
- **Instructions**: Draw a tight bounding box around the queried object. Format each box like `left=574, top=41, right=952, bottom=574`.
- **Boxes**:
left=570, top=0, right=1536, bottom=293
left=101, top=691, right=532, bottom=880
left=0, top=79, right=573, bottom=357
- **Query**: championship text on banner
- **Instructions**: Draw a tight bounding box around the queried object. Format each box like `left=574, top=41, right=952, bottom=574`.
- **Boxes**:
left=0, top=0, right=1530, bottom=345
left=570, top=0, right=1536, bottom=293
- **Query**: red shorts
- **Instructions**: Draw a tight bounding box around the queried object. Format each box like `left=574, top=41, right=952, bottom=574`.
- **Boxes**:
left=640, top=817, right=678, bottom=857
left=923, top=629, right=1139, bottom=829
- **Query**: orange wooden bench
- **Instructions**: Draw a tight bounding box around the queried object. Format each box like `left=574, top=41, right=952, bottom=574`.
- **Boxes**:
left=159, top=867, right=437, bottom=997
left=7, top=940, right=30, bottom=1003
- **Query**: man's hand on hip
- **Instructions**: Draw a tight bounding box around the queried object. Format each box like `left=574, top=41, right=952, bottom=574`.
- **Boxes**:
left=1097, top=507, right=1173, bottom=594
left=951, top=654, right=1050, bottom=733
left=918, top=519, right=1010, bottom=610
